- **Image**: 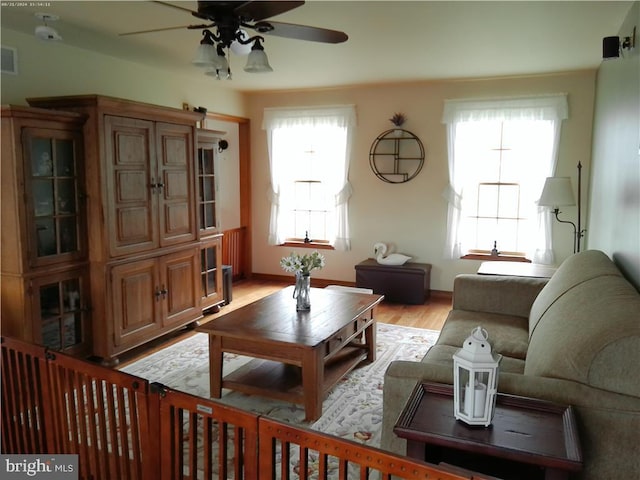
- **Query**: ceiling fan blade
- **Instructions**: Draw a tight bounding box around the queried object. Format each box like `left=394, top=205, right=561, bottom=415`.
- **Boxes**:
left=255, top=21, right=348, bottom=44
left=119, top=24, right=212, bottom=36
left=233, top=1, right=305, bottom=22
left=153, top=1, right=199, bottom=15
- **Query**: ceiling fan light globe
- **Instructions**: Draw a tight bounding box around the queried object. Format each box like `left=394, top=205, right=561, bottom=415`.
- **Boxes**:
left=192, top=43, right=217, bottom=67
left=35, top=25, right=62, bottom=41
left=230, top=30, right=252, bottom=55
left=244, top=50, right=273, bottom=73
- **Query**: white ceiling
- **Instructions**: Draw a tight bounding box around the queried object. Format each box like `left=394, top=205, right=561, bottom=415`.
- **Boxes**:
left=1, top=1, right=633, bottom=92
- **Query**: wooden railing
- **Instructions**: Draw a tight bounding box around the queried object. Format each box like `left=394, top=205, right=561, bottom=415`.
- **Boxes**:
left=2, top=336, right=151, bottom=479
left=1, top=336, right=471, bottom=480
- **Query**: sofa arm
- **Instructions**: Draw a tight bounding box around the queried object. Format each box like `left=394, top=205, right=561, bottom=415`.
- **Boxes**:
left=452, top=274, right=548, bottom=318
left=496, top=373, right=640, bottom=480
left=381, top=360, right=455, bottom=455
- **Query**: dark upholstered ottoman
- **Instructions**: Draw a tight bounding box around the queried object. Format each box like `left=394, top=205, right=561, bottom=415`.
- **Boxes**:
left=355, top=259, right=431, bottom=304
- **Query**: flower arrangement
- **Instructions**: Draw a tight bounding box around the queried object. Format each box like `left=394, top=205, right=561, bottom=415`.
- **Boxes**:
left=389, top=112, right=406, bottom=127
left=280, top=251, right=325, bottom=276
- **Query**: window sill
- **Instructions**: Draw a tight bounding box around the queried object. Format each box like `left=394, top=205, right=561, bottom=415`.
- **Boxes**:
left=461, top=253, right=531, bottom=263
left=281, top=241, right=335, bottom=250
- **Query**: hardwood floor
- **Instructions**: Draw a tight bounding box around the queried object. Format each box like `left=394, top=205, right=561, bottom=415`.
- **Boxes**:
left=117, top=279, right=451, bottom=367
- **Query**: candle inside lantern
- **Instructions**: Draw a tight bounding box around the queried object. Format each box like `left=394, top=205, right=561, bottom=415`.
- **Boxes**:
left=464, top=380, right=487, bottom=417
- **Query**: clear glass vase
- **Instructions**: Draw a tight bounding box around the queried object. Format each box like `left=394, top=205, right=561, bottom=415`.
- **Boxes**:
left=293, top=272, right=311, bottom=311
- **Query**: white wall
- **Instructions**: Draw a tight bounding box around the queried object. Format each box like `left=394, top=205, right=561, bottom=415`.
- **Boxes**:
left=246, top=71, right=597, bottom=291
left=588, top=2, right=640, bottom=290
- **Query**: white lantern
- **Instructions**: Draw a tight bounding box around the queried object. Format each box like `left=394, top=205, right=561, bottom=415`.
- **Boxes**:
left=453, top=326, right=502, bottom=426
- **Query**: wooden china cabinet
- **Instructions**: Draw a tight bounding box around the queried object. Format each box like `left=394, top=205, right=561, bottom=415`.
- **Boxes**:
left=25, top=95, right=212, bottom=364
left=1, top=106, right=92, bottom=357
left=196, top=129, right=224, bottom=312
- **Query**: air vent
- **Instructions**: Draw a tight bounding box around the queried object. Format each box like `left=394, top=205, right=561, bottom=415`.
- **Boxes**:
left=1, top=46, right=18, bottom=75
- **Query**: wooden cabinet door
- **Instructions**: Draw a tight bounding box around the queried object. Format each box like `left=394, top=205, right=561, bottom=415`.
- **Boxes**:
left=156, top=122, right=197, bottom=247
left=111, top=258, right=161, bottom=348
left=104, top=116, right=157, bottom=257
left=160, top=247, right=200, bottom=328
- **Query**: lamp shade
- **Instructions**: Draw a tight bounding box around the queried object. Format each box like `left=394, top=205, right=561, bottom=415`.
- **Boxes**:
left=192, top=42, right=217, bottom=67
left=244, top=39, right=273, bottom=73
left=244, top=49, right=273, bottom=72
left=538, top=177, right=575, bottom=207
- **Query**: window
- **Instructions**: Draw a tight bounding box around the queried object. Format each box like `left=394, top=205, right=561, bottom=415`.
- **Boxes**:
left=263, top=106, right=356, bottom=250
left=442, top=95, right=568, bottom=264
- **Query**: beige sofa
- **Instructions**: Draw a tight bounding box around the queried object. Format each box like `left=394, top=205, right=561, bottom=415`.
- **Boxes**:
left=381, top=250, right=640, bottom=479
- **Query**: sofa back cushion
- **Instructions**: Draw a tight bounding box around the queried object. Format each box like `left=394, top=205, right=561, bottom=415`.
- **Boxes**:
left=525, top=251, right=640, bottom=397
left=528, top=250, right=622, bottom=338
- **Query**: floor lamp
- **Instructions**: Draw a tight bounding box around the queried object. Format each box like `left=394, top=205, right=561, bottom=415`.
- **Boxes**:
left=538, top=162, right=586, bottom=253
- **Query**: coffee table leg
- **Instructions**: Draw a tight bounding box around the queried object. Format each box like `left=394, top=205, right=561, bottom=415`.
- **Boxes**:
left=302, top=349, right=323, bottom=421
left=365, top=319, right=377, bottom=363
left=209, top=335, right=223, bottom=399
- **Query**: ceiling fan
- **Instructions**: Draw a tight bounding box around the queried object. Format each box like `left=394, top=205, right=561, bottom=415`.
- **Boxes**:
left=121, top=1, right=348, bottom=78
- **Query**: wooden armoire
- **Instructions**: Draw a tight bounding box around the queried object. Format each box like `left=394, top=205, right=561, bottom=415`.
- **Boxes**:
left=2, top=95, right=224, bottom=364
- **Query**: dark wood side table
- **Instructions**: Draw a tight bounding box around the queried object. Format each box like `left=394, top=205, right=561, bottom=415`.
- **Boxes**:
left=477, top=261, right=556, bottom=278
left=394, top=383, right=582, bottom=480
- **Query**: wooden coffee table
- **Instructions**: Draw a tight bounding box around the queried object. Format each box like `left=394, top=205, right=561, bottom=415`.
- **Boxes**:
left=197, top=286, right=384, bottom=421
left=394, top=382, right=582, bottom=480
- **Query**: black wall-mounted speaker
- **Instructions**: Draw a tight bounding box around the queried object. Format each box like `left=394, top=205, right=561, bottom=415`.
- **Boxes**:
left=602, top=36, right=620, bottom=59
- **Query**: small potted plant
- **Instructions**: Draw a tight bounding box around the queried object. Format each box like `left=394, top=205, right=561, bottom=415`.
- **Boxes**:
left=389, top=112, right=406, bottom=136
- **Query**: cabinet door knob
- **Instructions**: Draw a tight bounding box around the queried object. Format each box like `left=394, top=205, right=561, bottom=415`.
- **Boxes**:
left=150, top=180, right=165, bottom=193
left=160, top=285, right=168, bottom=299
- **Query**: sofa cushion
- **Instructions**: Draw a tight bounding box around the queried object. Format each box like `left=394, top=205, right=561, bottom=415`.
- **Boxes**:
left=453, top=274, right=547, bottom=319
left=525, top=274, right=640, bottom=397
left=437, top=309, right=530, bottom=360
left=529, top=250, right=622, bottom=339
left=424, top=344, right=526, bottom=374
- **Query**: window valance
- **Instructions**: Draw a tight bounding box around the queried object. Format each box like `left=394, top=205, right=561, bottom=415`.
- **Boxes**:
left=442, top=94, right=568, bottom=124
left=262, top=105, right=357, bottom=130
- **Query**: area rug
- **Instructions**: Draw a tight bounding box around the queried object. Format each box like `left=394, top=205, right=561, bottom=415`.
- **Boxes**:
left=120, top=323, right=439, bottom=450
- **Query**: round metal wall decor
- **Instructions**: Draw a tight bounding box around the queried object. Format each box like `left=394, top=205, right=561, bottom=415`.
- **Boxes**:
left=369, top=129, right=425, bottom=183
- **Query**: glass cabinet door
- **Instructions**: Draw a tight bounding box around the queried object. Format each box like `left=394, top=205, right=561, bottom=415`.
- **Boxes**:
left=197, top=132, right=220, bottom=235
left=200, top=236, right=222, bottom=311
left=25, top=128, right=85, bottom=267
left=32, top=268, right=90, bottom=356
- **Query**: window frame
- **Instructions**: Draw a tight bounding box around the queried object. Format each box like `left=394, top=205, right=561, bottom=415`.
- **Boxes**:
left=442, top=94, right=568, bottom=264
left=263, top=105, right=356, bottom=251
